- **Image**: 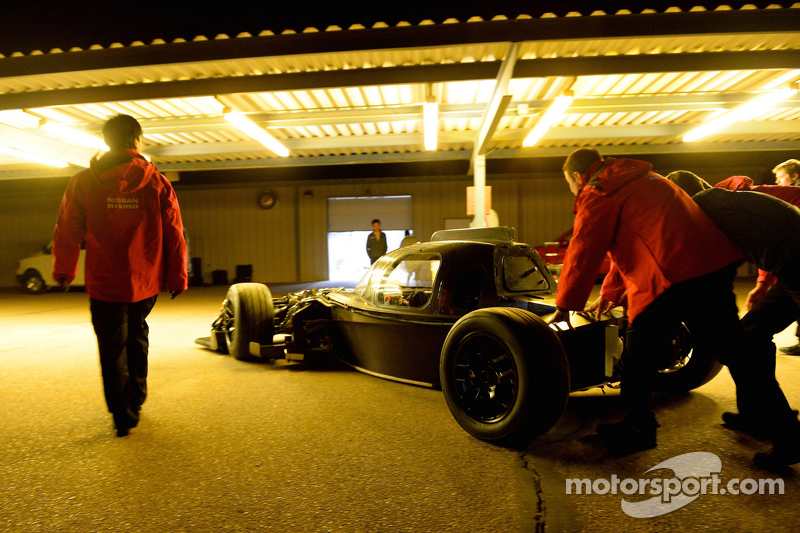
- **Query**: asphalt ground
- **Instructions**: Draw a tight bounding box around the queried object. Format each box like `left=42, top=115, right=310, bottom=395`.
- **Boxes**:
left=1, top=282, right=800, bottom=532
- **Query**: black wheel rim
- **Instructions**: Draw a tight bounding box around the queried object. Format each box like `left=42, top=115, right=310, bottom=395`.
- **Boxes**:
left=451, top=331, right=518, bottom=423
left=658, top=323, right=693, bottom=374
left=222, top=299, right=236, bottom=347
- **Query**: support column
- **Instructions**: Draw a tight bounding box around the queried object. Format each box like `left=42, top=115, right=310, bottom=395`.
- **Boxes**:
left=473, top=154, right=486, bottom=228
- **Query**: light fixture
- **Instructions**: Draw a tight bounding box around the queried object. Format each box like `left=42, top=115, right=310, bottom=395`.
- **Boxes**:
left=0, top=145, right=68, bottom=167
left=223, top=111, right=289, bottom=157
left=522, top=93, right=574, bottom=147
left=423, top=96, right=438, bottom=151
left=683, top=87, right=799, bottom=142
left=40, top=122, right=109, bottom=151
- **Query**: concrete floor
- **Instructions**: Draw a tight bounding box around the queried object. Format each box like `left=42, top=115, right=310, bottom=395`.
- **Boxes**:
left=1, top=282, right=800, bottom=532
left=527, top=283, right=800, bottom=533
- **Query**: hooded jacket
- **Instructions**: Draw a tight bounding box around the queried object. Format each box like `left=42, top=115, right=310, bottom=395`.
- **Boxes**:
left=715, top=176, right=800, bottom=284
left=556, top=158, right=743, bottom=323
left=692, top=187, right=800, bottom=281
left=53, top=150, right=188, bottom=302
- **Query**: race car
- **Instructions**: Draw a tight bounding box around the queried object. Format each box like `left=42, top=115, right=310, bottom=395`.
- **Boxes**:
left=534, top=228, right=612, bottom=280
left=196, top=226, right=717, bottom=446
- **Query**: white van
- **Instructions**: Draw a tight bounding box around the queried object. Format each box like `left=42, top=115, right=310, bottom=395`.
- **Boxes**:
left=16, top=242, right=85, bottom=294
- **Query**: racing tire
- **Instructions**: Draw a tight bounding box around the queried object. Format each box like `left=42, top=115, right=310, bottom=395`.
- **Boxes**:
left=652, top=322, right=723, bottom=394
left=23, top=270, right=46, bottom=294
left=440, top=308, right=570, bottom=447
left=223, top=283, right=274, bottom=361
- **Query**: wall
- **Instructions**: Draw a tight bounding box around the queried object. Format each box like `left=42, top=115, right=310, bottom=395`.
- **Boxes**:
left=292, top=176, right=574, bottom=281
left=0, top=173, right=576, bottom=287
left=178, top=186, right=298, bottom=285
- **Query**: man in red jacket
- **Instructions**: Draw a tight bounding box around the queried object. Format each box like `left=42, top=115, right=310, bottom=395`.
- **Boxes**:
left=548, top=148, right=744, bottom=452
left=53, top=114, right=188, bottom=437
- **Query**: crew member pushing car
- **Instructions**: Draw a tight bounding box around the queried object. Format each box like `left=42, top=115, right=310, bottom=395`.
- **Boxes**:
left=666, top=171, right=800, bottom=470
left=548, top=148, right=744, bottom=452
left=53, top=114, right=188, bottom=437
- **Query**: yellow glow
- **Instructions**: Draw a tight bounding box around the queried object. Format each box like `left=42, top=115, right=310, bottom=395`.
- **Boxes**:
left=41, top=122, right=109, bottom=151
left=0, top=145, right=69, bottom=167
left=523, top=94, right=573, bottom=147
left=683, top=88, right=798, bottom=142
left=423, top=99, right=438, bottom=151
left=224, top=112, right=289, bottom=157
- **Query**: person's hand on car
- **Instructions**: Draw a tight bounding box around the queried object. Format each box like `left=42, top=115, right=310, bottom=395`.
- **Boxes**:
left=548, top=308, right=574, bottom=330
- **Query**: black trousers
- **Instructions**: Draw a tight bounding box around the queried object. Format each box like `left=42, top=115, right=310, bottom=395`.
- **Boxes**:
left=622, top=263, right=743, bottom=420
left=738, top=279, right=800, bottom=440
left=90, top=295, right=158, bottom=428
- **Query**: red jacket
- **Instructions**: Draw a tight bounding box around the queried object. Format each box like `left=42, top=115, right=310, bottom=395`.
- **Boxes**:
left=715, top=175, right=800, bottom=284
left=53, top=150, right=188, bottom=302
left=556, top=158, right=743, bottom=323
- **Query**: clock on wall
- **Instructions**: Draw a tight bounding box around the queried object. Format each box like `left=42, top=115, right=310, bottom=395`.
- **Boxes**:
left=257, top=190, right=277, bottom=210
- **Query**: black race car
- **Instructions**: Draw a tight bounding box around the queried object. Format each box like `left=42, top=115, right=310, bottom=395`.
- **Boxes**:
left=196, top=226, right=718, bottom=446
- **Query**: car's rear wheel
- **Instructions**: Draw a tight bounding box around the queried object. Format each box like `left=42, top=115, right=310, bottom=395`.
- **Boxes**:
left=653, top=322, right=723, bottom=394
left=440, top=308, right=570, bottom=447
left=223, top=283, right=274, bottom=361
left=24, top=270, right=46, bottom=294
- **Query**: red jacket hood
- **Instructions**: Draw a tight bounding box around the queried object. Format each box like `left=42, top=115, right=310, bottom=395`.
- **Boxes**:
left=573, top=158, right=654, bottom=213
left=90, top=150, right=156, bottom=194
left=582, top=158, right=654, bottom=193
left=715, top=176, right=754, bottom=190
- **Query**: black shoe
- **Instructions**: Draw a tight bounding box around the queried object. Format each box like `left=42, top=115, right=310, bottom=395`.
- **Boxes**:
left=722, top=410, right=799, bottom=437
left=722, top=412, right=768, bottom=436
left=779, top=343, right=800, bottom=355
left=754, top=446, right=800, bottom=471
left=114, top=414, right=138, bottom=437
left=596, top=418, right=658, bottom=452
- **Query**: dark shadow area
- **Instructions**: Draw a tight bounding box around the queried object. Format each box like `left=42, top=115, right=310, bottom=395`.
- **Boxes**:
left=525, top=389, right=723, bottom=463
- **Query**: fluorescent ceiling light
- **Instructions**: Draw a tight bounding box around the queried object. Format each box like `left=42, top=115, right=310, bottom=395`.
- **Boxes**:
left=0, top=145, right=68, bottom=168
left=0, top=110, right=40, bottom=129
left=41, top=122, right=110, bottom=151
left=224, top=112, right=289, bottom=157
left=423, top=97, right=438, bottom=151
left=522, top=94, right=574, bottom=147
left=683, top=87, right=798, bottom=142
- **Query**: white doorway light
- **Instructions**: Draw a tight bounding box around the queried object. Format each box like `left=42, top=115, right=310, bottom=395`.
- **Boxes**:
left=328, top=230, right=406, bottom=282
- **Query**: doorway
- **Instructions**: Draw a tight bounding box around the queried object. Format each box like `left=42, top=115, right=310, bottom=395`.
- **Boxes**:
left=327, top=196, right=412, bottom=282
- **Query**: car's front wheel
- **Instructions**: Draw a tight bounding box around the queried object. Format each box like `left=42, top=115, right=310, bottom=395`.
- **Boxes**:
left=440, top=308, right=570, bottom=447
left=23, top=270, right=46, bottom=294
left=222, top=283, right=274, bottom=361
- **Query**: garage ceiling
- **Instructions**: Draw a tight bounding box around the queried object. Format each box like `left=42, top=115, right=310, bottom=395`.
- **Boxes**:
left=0, top=4, right=798, bottom=181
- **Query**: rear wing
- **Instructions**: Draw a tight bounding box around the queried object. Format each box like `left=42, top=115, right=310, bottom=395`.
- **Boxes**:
left=431, top=226, right=515, bottom=244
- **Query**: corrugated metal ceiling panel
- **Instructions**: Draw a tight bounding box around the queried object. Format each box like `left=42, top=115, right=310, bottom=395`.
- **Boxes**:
left=0, top=6, right=797, bottom=179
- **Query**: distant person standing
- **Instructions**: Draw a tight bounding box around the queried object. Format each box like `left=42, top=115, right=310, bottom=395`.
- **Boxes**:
left=53, top=114, right=188, bottom=437
left=366, top=218, right=387, bottom=264
left=400, top=229, right=419, bottom=248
